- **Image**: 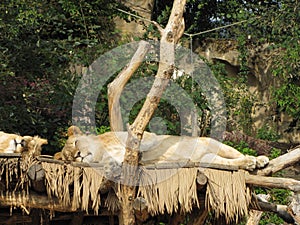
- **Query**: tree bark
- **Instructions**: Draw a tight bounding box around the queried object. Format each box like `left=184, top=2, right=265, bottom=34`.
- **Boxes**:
left=118, top=1, right=186, bottom=224
left=250, top=194, right=295, bottom=223
left=245, top=173, right=300, bottom=192
left=222, top=131, right=273, bottom=155
left=108, top=40, right=151, bottom=131
left=222, top=131, right=298, bottom=154
left=257, top=147, right=300, bottom=176
left=246, top=194, right=270, bottom=225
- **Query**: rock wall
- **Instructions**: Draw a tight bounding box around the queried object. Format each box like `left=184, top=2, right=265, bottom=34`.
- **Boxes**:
left=194, top=39, right=299, bottom=143
left=114, top=0, right=154, bottom=38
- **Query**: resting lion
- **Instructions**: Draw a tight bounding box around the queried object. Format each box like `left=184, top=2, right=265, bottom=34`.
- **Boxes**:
left=56, top=126, right=269, bottom=171
left=0, top=131, right=48, bottom=155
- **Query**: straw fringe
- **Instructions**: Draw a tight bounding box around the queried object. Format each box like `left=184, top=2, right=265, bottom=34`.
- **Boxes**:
left=204, top=169, right=251, bottom=223
left=105, top=189, right=120, bottom=212
left=82, top=167, right=104, bottom=214
left=137, top=168, right=199, bottom=215
left=38, top=161, right=250, bottom=221
left=42, top=162, right=105, bottom=214
left=71, top=167, right=82, bottom=210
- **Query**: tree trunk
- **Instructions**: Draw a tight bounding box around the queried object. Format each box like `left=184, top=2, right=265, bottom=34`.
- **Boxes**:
left=118, top=0, right=186, bottom=224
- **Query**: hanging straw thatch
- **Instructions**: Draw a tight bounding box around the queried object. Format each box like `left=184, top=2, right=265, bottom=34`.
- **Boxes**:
left=1, top=153, right=252, bottom=223
left=136, top=167, right=251, bottom=223
left=137, top=168, right=200, bottom=215
left=41, top=162, right=106, bottom=214
left=0, top=156, right=30, bottom=193
left=204, top=169, right=251, bottom=223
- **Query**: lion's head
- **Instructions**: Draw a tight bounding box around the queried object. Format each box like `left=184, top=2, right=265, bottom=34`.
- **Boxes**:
left=57, top=126, right=83, bottom=161
left=56, top=126, right=109, bottom=163
left=0, top=131, right=47, bottom=154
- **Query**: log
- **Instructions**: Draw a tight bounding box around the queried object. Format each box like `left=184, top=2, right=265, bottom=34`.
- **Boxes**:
left=0, top=191, right=76, bottom=212
left=28, top=163, right=46, bottom=192
left=250, top=194, right=294, bottom=223
left=257, top=147, right=300, bottom=176
left=0, top=215, right=32, bottom=224
left=246, top=173, right=300, bottom=192
left=132, top=197, right=149, bottom=223
left=196, top=171, right=208, bottom=187
left=287, top=192, right=300, bottom=224
left=246, top=194, right=270, bottom=225
left=0, top=153, right=21, bottom=158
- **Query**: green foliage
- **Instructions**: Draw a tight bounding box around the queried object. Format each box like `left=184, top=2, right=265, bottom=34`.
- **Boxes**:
left=224, top=141, right=257, bottom=156
left=258, top=213, right=284, bottom=225
left=254, top=187, right=291, bottom=225
left=269, top=148, right=282, bottom=160
left=273, top=83, right=300, bottom=120
left=0, top=0, right=120, bottom=153
left=210, top=61, right=254, bottom=134
left=256, top=126, right=279, bottom=142
left=96, top=125, right=111, bottom=134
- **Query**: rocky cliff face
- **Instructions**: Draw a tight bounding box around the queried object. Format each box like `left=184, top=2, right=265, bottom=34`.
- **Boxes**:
left=194, top=39, right=299, bottom=143
left=114, top=0, right=154, bottom=38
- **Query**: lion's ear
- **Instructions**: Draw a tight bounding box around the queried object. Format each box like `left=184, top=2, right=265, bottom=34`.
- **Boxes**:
left=67, top=126, right=82, bottom=136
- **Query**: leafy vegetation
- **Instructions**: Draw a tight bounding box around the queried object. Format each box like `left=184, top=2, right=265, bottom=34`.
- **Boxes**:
left=0, top=0, right=299, bottom=152
left=0, top=1, right=298, bottom=225
left=0, top=0, right=121, bottom=153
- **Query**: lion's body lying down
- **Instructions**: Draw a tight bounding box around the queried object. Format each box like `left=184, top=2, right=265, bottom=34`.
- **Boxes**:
left=0, top=131, right=48, bottom=155
left=58, top=126, right=269, bottom=171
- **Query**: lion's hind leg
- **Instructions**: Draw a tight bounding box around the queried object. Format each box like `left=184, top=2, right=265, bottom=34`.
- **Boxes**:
left=201, top=153, right=257, bottom=171
left=256, top=155, right=269, bottom=168
left=204, top=138, right=245, bottom=159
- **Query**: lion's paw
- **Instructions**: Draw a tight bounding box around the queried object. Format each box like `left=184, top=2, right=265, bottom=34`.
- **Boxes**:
left=241, top=155, right=257, bottom=171
left=256, top=155, right=269, bottom=168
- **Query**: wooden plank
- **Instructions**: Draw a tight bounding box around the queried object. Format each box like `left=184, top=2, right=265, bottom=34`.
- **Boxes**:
left=0, top=153, right=21, bottom=158
left=37, top=156, right=240, bottom=171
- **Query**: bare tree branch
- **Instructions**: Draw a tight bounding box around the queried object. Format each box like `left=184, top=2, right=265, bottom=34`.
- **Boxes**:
left=108, top=40, right=151, bottom=131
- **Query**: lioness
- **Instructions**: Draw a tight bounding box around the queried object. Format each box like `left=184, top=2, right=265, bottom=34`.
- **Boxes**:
left=0, top=131, right=47, bottom=155
left=57, top=126, right=269, bottom=171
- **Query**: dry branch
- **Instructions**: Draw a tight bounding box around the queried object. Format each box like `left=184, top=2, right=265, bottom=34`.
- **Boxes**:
left=223, top=131, right=298, bottom=154
left=223, top=131, right=273, bottom=155
left=257, top=147, right=300, bottom=176
left=250, top=194, right=294, bottom=224
left=246, top=194, right=270, bottom=225
left=246, top=173, right=300, bottom=192
left=108, top=40, right=151, bottom=131
left=0, top=192, right=75, bottom=212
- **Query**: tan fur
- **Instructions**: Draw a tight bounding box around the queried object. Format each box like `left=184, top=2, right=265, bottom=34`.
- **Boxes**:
left=58, top=126, right=269, bottom=171
left=0, top=131, right=47, bottom=155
